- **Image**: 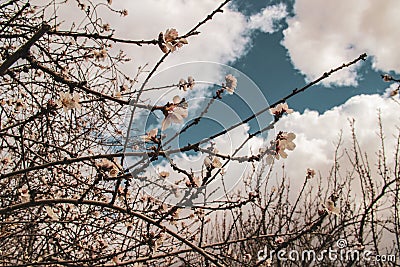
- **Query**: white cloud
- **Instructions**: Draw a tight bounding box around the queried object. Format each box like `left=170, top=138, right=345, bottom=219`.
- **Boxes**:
left=273, top=93, right=400, bottom=189
left=248, top=3, right=288, bottom=33
left=282, top=0, right=400, bottom=86
left=99, top=0, right=286, bottom=73
left=154, top=92, right=400, bottom=204
left=82, top=1, right=288, bottom=137
left=53, top=0, right=248, bottom=68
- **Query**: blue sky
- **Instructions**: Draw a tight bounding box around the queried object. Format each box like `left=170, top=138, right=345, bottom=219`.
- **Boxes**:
left=234, top=30, right=387, bottom=113
left=231, top=0, right=391, bottom=113
left=94, top=0, right=400, bottom=113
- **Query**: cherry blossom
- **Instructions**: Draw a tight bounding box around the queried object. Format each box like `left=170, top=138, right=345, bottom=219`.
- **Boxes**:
left=186, top=176, right=202, bottom=187
left=178, top=76, right=195, bottom=91
left=18, top=185, right=29, bottom=203
left=164, top=29, right=179, bottom=43
left=260, top=132, right=296, bottom=164
left=109, top=167, right=120, bottom=178
left=306, top=168, right=316, bottom=179
left=187, top=76, right=195, bottom=89
left=161, top=96, right=188, bottom=131
left=172, top=208, right=181, bottom=219
left=114, top=90, right=122, bottom=99
left=382, top=74, right=392, bottom=82
left=45, top=206, right=59, bottom=221
left=390, top=88, right=399, bottom=97
left=204, top=146, right=223, bottom=169
left=142, top=128, right=158, bottom=142
left=57, top=92, right=81, bottom=112
left=244, top=254, right=252, bottom=261
left=274, top=132, right=295, bottom=159
left=264, top=259, right=272, bottom=267
left=224, top=74, right=237, bottom=94
left=275, top=236, right=284, bottom=244
left=121, top=9, right=128, bottom=16
left=193, top=176, right=202, bottom=187
left=324, top=200, right=339, bottom=216
left=112, top=255, right=121, bottom=264
left=278, top=132, right=296, bottom=152
left=1, top=156, right=11, bottom=165
left=93, top=48, right=107, bottom=61
left=15, top=99, right=26, bottom=111
left=96, top=158, right=121, bottom=177
left=159, top=171, right=170, bottom=178
left=102, top=23, right=111, bottom=32
left=158, top=28, right=188, bottom=53
left=166, top=37, right=188, bottom=53
left=269, top=102, right=293, bottom=117
left=178, top=78, right=187, bottom=91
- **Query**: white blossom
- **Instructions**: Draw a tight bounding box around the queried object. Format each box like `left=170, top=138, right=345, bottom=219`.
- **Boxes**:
left=142, top=128, right=158, bottom=142
left=159, top=171, right=170, bottom=178
left=158, top=28, right=188, bottom=53
left=161, top=96, right=188, bottom=130
left=269, top=102, right=293, bottom=116
left=224, top=74, right=237, bottom=94
left=57, top=92, right=81, bottom=112
left=187, top=76, right=195, bottom=89
left=324, top=200, right=339, bottom=216
left=45, top=206, right=59, bottom=220
left=18, top=185, right=29, bottom=203
left=382, top=74, right=392, bottom=82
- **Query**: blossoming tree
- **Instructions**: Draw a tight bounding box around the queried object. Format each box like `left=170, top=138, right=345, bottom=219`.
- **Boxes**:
left=0, top=0, right=398, bottom=266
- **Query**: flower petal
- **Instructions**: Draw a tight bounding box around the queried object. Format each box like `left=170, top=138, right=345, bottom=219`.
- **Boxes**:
left=287, top=132, right=296, bottom=141
left=148, top=128, right=158, bottom=138
left=161, top=116, right=172, bottom=131
left=285, top=141, right=296, bottom=151
left=279, top=150, right=288, bottom=159
left=204, top=156, right=212, bottom=167
left=174, top=107, right=188, bottom=118
left=212, top=158, right=222, bottom=168
left=46, top=206, right=59, bottom=220
left=173, top=95, right=181, bottom=104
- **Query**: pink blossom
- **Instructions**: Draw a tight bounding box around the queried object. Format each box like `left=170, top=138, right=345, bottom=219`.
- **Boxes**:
left=164, top=28, right=178, bottom=43
left=161, top=96, right=188, bottom=130
left=224, top=74, right=237, bottom=94
left=270, top=102, right=293, bottom=116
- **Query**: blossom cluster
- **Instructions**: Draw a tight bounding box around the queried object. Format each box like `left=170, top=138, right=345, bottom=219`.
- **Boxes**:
left=269, top=102, right=293, bottom=120
left=306, top=168, right=316, bottom=179
left=224, top=74, right=237, bottom=94
left=186, top=176, right=202, bottom=188
left=161, top=95, right=188, bottom=131
left=141, top=74, right=239, bottom=134
left=96, top=158, right=122, bottom=178
left=142, top=128, right=159, bottom=143
left=158, top=28, right=188, bottom=53
left=382, top=74, right=399, bottom=96
left=0, top=98, right=26, bottom=111
left=178, top=76, right=195, bottom=91
left=92, top=48, right=108, bottom=61
left=323, top=199, right=339, bottom=216
left=260, top=131, right=296, bottom=164
left=57, top=92, right=81, bottom=112
left=204, top=148, right=223, bottom=170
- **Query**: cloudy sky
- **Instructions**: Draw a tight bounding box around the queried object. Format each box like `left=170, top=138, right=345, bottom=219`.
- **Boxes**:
left=79, top=0, right=400, bottom=196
